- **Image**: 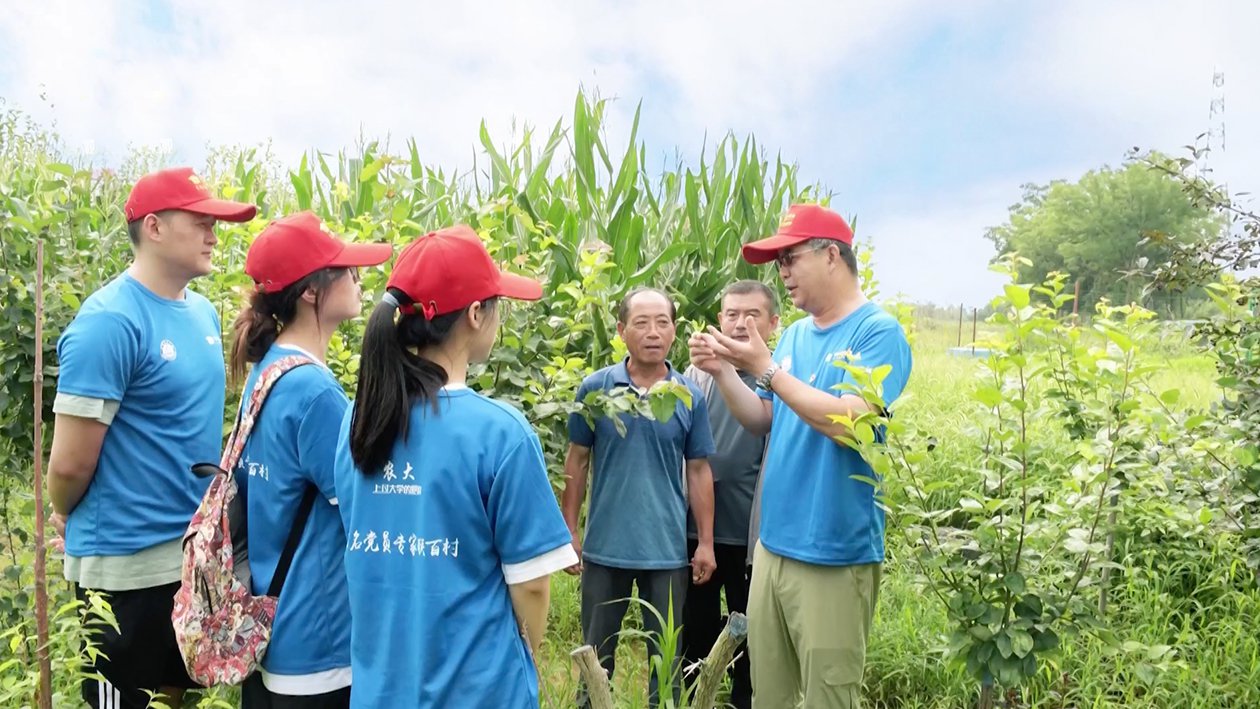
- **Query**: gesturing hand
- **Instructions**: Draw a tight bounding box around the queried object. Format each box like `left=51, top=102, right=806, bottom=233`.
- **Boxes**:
left=700, top=315, right=774, bottom=376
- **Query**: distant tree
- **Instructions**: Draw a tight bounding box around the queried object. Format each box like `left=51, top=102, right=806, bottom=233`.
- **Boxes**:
left=985, top=153, right=1224, bottom=316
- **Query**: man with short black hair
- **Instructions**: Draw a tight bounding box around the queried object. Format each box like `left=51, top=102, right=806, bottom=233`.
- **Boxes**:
left=563, top=286, right=718, bottom=708
left=690, top=203, right=913, bottom=708
left=681, top=279, right=779, bottom=709
left=49, top=167, right=256, bottom=709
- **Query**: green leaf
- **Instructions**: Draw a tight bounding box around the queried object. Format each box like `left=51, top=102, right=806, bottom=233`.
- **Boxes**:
left=995, top=631, right=1014, bottom=659
left=1004, top=284, right=1031, bottom=309
left=1014, top=595, right=1043, bottom=621
left=649, top=392, right=676, bottom=423
left=1010, top=629, right=1034, bottom=658
left=358, top=157, right=387, bottom=183
left=1004, top=572, right=1026, bottom=594
left=973, top=384, right=1003, bottom=409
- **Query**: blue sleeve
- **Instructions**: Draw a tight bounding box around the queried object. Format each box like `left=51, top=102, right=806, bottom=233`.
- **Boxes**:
left=488, top=432, right=572, bottom=565
left=684, top=385, right=716, bottom=460
left=567, top=379, right=596, bottom=447
left=846, top=322, right=913, bottom=407
left=297, top=384, right=351, bottom=501
left=56, top=311, right=139, bottom=400
left=333, top=405, right=357, bottom=529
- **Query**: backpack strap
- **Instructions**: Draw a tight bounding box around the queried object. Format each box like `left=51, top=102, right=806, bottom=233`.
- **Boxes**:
left=219, top=354, right=325, bottom=599
left=267, top=484, right=319, bottom=598
left=219, top=355, right=316, bottom=472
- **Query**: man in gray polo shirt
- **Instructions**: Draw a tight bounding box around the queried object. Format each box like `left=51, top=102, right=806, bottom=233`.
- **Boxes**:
left=562, top=286, right=717, bottom=707
left=681, top=280, right=778, bottom=709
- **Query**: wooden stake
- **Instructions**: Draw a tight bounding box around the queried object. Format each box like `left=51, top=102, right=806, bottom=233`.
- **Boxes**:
left=692, top=612, right=749, bottom=709
left=571, top=645, right=614, bottom=709
left=957, top=302, right=964, bottom=347
left=33, top=239, right=52, bottom=709
left=971, top=308, right=978, bottom=356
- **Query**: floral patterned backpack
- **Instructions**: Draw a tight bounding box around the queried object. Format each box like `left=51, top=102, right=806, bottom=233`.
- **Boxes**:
left=172, top=355, right=319, bottom=686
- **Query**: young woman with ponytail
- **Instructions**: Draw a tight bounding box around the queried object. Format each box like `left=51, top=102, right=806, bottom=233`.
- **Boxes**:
left=333, top=226, right=577, bottom=709
left=232, top=212, right=390, bottom=709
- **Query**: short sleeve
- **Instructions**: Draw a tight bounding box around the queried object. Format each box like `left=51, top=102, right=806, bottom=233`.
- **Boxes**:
left=567, top=379, right=596, bottom=447
left=297, top=384, right=351, bottom=502
left=684, top=385, right=716, bottom=460
left=56, top=311, right=140, bottom=401
left=846, top=322, right=913, bottom=408
left=488, top=431, right=574, bottom=570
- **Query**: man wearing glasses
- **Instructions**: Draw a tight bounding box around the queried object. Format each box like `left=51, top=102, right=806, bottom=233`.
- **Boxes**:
left=689, top=204, right=913, bottom=708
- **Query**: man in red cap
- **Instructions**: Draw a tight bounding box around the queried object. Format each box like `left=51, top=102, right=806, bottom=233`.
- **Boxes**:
left=48, top=167, right=256, bottom=708
left=689, top=203, right=913, bottom=708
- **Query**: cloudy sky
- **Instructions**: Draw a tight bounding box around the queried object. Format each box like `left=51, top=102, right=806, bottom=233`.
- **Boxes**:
left=1, top=0, right=1256, bottom=306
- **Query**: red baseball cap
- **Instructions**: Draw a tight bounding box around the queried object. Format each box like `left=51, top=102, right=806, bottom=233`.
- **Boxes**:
left=741, top=203, right=854, bottom=265
left=124, top=167, right=258, bottom=222
left=386, top=225, right=542, bottom=319
left=245, top=212, right=392, bottom=293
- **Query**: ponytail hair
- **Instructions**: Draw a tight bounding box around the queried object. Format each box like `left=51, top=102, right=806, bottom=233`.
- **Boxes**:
left=349, top=287, right=498, bottom=474
left=229, top=267, right=348, bottom=385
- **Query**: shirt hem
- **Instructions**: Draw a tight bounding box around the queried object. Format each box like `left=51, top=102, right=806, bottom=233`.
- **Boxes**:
left=584, top=554, right=689, bottom=570
left=688, top=533, right=752, bottom=547
left=260, top=666, right=352, bottom=695
left=758, top=539, right=884, bottom=567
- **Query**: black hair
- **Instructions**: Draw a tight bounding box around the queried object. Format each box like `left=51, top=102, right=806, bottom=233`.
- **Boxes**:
left=721, top=279, right=779, bottom=316
left=349, top=288, right=498, bottom=474
left=805, top=237, right=859, bottom=276
left=229, top=268, right=348, bottom=384
left=617, top=287, right=676, bottom=324
left=126, top=209, right=180, bottom=246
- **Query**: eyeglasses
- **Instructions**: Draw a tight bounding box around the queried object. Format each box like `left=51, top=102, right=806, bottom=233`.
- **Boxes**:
left=775, top=243, right=831, bottom=268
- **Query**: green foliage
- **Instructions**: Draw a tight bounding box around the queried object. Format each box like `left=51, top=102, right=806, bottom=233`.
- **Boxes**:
left=984, top=155, right=1225, bottom=316
left=835, top=255, right=1186, bottom=699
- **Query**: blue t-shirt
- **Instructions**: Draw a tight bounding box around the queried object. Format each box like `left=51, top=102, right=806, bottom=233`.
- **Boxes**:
left=56, top=272, right=224, bottom=556
left=567, top=360, right=715, bottom=570
left=757, top=302, right=912, bottom=566
left=334, top=388, right=572, bottom=709
left=234, top=344, right=351, bottom=689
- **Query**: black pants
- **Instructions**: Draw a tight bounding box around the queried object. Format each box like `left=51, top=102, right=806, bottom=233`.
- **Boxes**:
left=241, top=673, right=351, bottom=709
left=75, top=582, right=201, bottom=709
left=579, top=561, right=689, bottom=708
left=681, top=541, right=752, bottom=709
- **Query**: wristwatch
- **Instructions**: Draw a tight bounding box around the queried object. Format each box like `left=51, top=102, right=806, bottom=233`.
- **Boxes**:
left=756, top=362, right=780, bottom=392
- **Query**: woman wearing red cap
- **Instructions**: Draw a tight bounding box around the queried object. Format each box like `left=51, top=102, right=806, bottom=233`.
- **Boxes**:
left=231, top=212, right=391, bottom=708
left=333, top=226, right=577, bottom=708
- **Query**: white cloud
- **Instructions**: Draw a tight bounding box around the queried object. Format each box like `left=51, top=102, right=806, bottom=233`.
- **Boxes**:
left=1, top=0, right=1256, bottom=308
left=0, top=0, right=972, bottom=167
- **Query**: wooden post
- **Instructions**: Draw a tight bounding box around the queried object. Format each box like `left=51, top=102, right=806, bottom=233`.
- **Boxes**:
left=971, top=308, right=978, bottom=356
left=692, top=612, right=749, bottom=709
left=33, top=239, right=52, bottom=709
left=571, top=645, right=614, bottom=709
left=957, top=302, right=964, bottom=347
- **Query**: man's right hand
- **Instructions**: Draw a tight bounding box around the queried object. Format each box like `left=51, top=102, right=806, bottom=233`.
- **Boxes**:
left=565, top=532, right=583, bottom=575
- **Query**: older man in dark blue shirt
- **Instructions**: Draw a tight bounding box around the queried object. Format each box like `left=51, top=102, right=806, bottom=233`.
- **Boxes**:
left=562, top=286, right=717, bottom=708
